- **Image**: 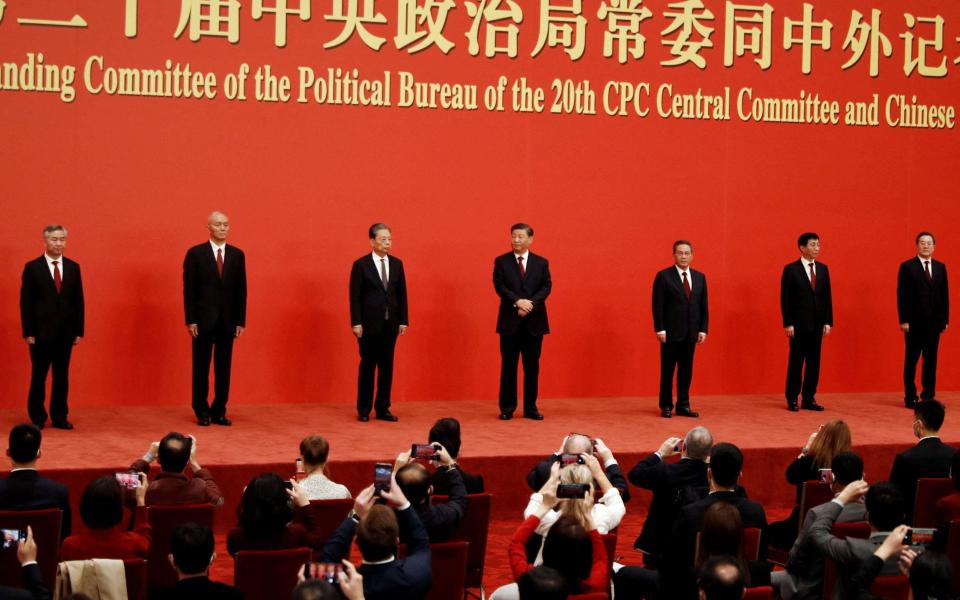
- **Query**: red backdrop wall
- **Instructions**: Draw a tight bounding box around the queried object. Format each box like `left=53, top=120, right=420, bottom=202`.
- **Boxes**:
left=1, top=0, right=959, bottom=409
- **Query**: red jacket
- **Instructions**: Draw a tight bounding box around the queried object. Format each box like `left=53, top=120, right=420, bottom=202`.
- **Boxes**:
left=61, top=505, right=151, bottom=561
left=508, top=515, right=608, bottom=593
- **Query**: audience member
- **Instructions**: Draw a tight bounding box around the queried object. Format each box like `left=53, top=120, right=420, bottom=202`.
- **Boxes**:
left=935, top=450, right=960, bottom=527
left=698, top=556, right=745, bottom=600
left=628, top=427, right=713, bottom=566
left=527, top=434, right=629, bottom=501
left=777, top=451, right=866, bottom=600
left=768, top=420, right=852, bottom=549
left=0, top=526, right=50, bottom=600
left=700, top=502, right=770, bottom=585
left=319, top=477, right=431, bottom=600
left=0, top=423, right=72, bottom=538
left=148, top=523, right=241, bottom=600
left=889, top=399, right=955, bottom=522
left=292, top=559, right=365, bottom=600
left=226, top=473, right=323, bottom=555
left=428, top=417, right=485, bottom=494
left=129, top=433, right=223, bottom=506
left=297, top=434, right=351, bottom=500
left=518, top=566, right=570, bottom=600
left=395, top=444, right=468, bottom=542
left=847, top=526, right=954, bottom=600
left=61, top=474, right=151, bottom=560
left=808, top=480, right=907, bottom=599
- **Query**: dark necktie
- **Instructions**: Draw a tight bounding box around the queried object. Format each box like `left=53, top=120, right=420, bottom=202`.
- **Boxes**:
left=517, top=255, right=526, bottom=279
left=217, top=248, right=224, bottom=278
left=809, top=262, right=816, bottom=292
left=682, top=271, right=691, bottom=299
left=925, top=260, right=933, bottom=282
left=53, top=261, right=62, bottom=293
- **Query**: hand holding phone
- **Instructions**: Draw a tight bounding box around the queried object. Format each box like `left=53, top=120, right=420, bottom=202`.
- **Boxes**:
left=114, top=471, right=140, bottom=490
left=0, top=528, right=26, bottom=550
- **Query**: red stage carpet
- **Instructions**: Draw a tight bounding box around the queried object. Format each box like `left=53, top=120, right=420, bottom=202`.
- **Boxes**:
left=4, top=392, right=957, bottom=589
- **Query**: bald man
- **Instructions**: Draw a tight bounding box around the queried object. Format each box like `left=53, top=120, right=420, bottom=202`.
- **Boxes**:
left=183, top=212, right=247, bottom=426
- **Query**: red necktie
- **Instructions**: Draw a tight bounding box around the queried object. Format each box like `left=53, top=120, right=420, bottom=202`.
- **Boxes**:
left=682, top=271, right=691, bottom=299
left=809, top=262, right=817, bottom=291
left=53, top=261, right=62, bottom=293
left=925, top=260, right=933, bottom=282
left=517, top=255, right=526, bottom=279
left=217, top=248, right=224, bottom=278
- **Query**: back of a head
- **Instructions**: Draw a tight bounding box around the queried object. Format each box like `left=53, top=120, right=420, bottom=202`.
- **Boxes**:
left=80, top=475, right=124, bottom=530
left=299, top=435, right=330, bottom=468
left=709, top=443, right=743, bottom=488
left=518, top=566, right=571, bottom=600
left=171, top=523, right=215, bottom=575
left=238, top=473, right=295, bottom=536
left=916, top=399, right=946, bottom=432
left=8, top=423, right=41, bottom=464
left=699, top=556, right=745, bottom=600
left=808, top=420, right=852, bottom=469
left=290, top=580, right=342, bottom=600
left=909, top=550, right=954, bottom=599
left=685, top=427, right=714, bottom=460
left=396, top=462, right=431, bottom=506
left=865, top=482, right=905, bottom=531
left=700, top=502, right=743, bottom=562
left=428, top=417, right=462, bottom=459
left=830, top=451, right=864, bottom=486
left=562, top=435, right=593, bottom=456
left=357, top=504, right=399, bottom=562
left=542, top=514, right=592, bottom=585
left=158, top=432, right=191, bottom=473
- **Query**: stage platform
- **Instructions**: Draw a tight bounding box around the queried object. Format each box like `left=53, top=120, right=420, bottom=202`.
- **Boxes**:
left=4, top=392, right=957, bottom=588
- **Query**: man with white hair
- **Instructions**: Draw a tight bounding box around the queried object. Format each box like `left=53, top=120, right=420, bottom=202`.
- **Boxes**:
left=183, top=211, right=247, bottom=426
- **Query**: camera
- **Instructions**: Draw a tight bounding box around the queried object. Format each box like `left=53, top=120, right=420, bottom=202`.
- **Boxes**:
left=818, top=468, right=833, bottom=484
left=556, top=483, right=590, bottom=499
left=304, top=562, right=341, bottom=585
left=903, top=528, right=935, bottom=545
left=673, top=440, right=686, bottom=453
left=1, top=529, right=26, bottom=550
left=559, top=453, right=585, bottom=466
left=411, top=443, right=440, bottom=460
left=374, top=463, right=392, bottom=493
left=114, top=472, right=140, bottom=490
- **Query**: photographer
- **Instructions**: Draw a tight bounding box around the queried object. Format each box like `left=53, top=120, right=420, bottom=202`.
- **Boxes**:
left=428, top=417, right=484, bottom=494
left=395, top=444, right=468, bottom=542
left=0, top=526, right=51, bottom=600
left=61, top=474, right=151, bottom=560
left=847, top=526, right=954, bottom=600
left=526, top=434, right=629, bottom=501
left=129, top=432, right=223, bottom=506
left=292, top=561, right=364, bottom=600
left=226, top=473, right=324, bottom=555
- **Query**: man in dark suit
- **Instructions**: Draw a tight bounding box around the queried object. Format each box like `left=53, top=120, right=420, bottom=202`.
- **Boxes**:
left=494, top=223, right=552, bottom=420
left=19, top=224, right=84, bottom=430
left=350, top=223, right=409, bottom=422
left=781, top=232, right=833, bottom=412
left=149, top=524, right=242, bottom=600
left=183, top=211, right=247, bottom=427
left=428, top=417, right=484, bottom=494
left=395, top=451, right=467, bottom=542
left=652, top=240, right=708, bottom=418
left=889, top=399, right=955, bottom=522
left=898, top=232, right=949, bottom=408
left=526, top=434, right=630, bottom=501
left=0, top=424, right=72, bottom=538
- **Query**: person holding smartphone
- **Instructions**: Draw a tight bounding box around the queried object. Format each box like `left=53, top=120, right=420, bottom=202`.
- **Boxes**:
left=61, top=473, right=151, bottom=560
left=0, top=527, right=50, bottom=600
left=227, top=474, right=323, bottom=556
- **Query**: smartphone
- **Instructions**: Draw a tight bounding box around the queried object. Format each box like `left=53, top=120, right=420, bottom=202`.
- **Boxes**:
left=903, top=528, right=936, bottom=545
left=411, top=443, right=439, bottom=460
left=114, top=472, right=140, bottom=490
left=295, top=458, right=305, bottom=475
left=819, top=468, right=833, bottom=484
left=1, top=528, right=26, bottom=550
left=374, top=463, right=392, bottom=493
left=674, top=440, right=686, bottom=453
left=559, top=453, right=584, bottom=466
left=556, top=483, right=590, bottom=499
left=304, top=562, right=341, bottom=584
left=283, top=481, right=294, bottom=491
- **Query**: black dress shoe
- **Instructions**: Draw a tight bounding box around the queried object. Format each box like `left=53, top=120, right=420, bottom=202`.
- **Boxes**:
left=375, top=412, right=399, bottom=422
left=676, top=408, right=699, bottom=418
left=32, top=421, right=45, bottom=430
left=197, top=416, right=211, bottom=426
left=211, top=416, right=233, bottom=426
left=787, top=402, right=799, bottom=412
left=523, top=412, right=544, bottom=421
left=661, top=409, right=673, bottom=418
left=499, top=413, right=513, bottom=420
left=904, top=398, right=918, bottom=409
left=358, top=415, right=370, bottom=422
left=51, top=421, right=74, bottom=430
left=801, top=401, right=825, bottom=412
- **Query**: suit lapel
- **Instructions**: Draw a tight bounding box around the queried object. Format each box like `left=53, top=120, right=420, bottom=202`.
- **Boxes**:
left=367, top=255, right=388, bottom=290
left=37, top=256, right=59, bottom=294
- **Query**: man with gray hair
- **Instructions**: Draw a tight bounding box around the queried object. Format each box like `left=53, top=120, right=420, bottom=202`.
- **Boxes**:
left=20, top=225, right=84, bottom=429
left=183, top=211, right=247, bottom=427
left=628, top=426, right=714, bottom=566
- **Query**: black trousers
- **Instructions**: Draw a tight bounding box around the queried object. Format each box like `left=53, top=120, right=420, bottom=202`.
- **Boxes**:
left=192, top=327, right=235, bottom=419
left=498, top=328, right=543, bottom=415
left=357, top=328, right=398, bottom=417
left=904, top=327, right=941, bottom=401
left=659, top=339, right=696, bottom=410
left=786, top=330, right=822, bottom=403
left=27, top=336, right=74, bottom=425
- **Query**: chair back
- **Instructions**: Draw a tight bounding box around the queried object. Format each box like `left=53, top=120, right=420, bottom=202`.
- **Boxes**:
left=797, top=481, right=834, bottom=533
left=600, top=531, right=618, bottom=574
left=124, top=558, right=148, bottom=600
left=821, top=521, right=870, bottom=600
left=569, top=594, right=609, bottom=600
left=948, top=520, right=960, bottom=594
left=434, top=492, right=492, bottom=591
left=308, top=497, right=354, bottom=545
left=870, top=575, right=910, bottom=600
left=743, top=587, right=774, bottom=600
left=235, top=547, right=311, bottom=600
left=426, top=541, right=469, bottom=600
left=913, top=477, right=953, bottom=527
left=0, top=508, right=62, bottom=590
left=146, top=503, right=216, bottom=587
left=743, top=527, right=761, bottom=561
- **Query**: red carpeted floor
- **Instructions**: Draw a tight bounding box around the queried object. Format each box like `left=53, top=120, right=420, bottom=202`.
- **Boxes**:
left=4, top=392, right=957, bottom=590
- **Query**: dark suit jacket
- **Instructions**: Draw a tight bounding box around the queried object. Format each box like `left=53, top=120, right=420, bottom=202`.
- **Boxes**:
left=493, top=252, right=551, bottom=336
left=889, top=437, right=955, bottom=521
left=897, top=257, right=949, bottom=331
left=183, top=243, right=247, bottom=332
left=20, top=256, right=84, bottom=340
left=0, top=470, right=72, bottom=538
left=0, top=563, right=50, bottom=600
left=349, top=254, right=409, bottom=335
left=147, top=576, right=243, bottom=600
left=418, top=468, right=468, bottom=542
left=785, top=499, right=867, bottom=600
left=781, top=260, right=833, bottom=332
left=527, top=455, right=631, bottom=502
left=652, top=267, right=708, bottom=341
left=431, top=465, right=484, bottom=495
left=628, top=454, right=708, bottom=559
left=320, top=507, right=432, bottom=600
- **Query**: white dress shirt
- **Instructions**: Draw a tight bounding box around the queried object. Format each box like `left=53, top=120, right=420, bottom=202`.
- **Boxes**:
left=372, top=252, right=389, bottom=282
left=44, top=254, right=63, bottom=279
left=801, top=257, right=816, bottom=282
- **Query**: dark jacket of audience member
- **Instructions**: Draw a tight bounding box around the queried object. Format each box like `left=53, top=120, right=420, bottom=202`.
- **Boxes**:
left=847, top=550, right=954, bottom=600
left=0, top=424, right=72, bottom=538
left=0, top=563, right=50, bottom=600
left=428, top=417, right=485, bottom=494
left=396, top=462, right=467, bottom=542
left=61, top=476, right=151, bottom=561
left=226, top=473, right=324, bottom=556
left=888, top=400, right=955, bottom=523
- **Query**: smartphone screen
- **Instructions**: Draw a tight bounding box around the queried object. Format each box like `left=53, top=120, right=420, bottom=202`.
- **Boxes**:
left=1, top=529, right=24, bottom=550
left=295, top=458, right=305, bottom=475
left=114, top=472, right=140, bottom=489
left=374, top=463, right=392, bottom=493
left=411, top=444, right=438, bottom=460
left=560, top=453, right=582, bottom=466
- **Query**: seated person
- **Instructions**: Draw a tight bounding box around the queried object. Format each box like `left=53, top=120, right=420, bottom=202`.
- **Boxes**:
left=226, top=473, right=323, bottom=555
left=428, top=417, right=484, bottom=494
left=148, top=523, right=241, bottom=600
left=0, top=423, right=72, bottom=538
left=129, top=433, right=223, bottom=506
left=0, top=526, right=50, bottom=600
left=698, top=556, right=745, bottom=600
left=291, top=563, right=364, bottom=600
left=518, top=566, right=570, bottom=600
left=846, top=526, right=954, bottom=600
left=395, top=444, right=467, bottom=542
left=298, top=435, right=351, bottom=500
left=61, top=474, right=151, bottom=560
left=889, top=399, right=955, bottom=523
left=528, top=434, right=629, bottom=501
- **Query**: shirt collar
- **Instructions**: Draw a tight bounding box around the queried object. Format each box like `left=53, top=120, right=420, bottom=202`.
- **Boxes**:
left=372, top=251, right=388, bottom=263
left=44, top=254, right=62, bottom=265
left=919, top=435, right=940, bottom=442
left=10, top=467, right=37, bottom=473
left=675, top=264, right=690, bottom=276
left=209, top=240, right=226, bottom=252
left=801, top=257, right=816, bottom=268
left=513, top=250, right=530, bottom=261
left=362, top=556, right=396, bottom=565
left=918, top=256, right=932, bottom=264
